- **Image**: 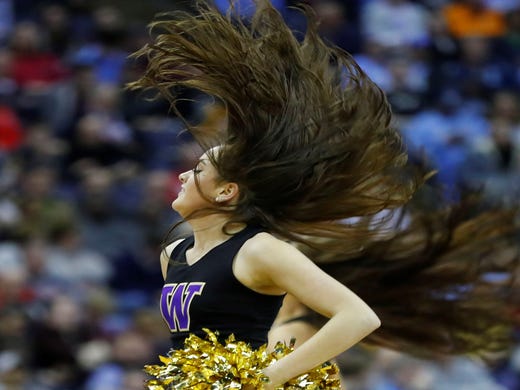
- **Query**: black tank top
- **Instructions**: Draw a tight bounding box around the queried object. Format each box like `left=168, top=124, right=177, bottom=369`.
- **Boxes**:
left=160, top=226, right=285, bottom=350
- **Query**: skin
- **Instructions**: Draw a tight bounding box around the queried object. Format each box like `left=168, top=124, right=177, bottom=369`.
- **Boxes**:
left=269, top=294, right=348, bottom=389
left=160, top=149, right=380, bottom=389
left=268, top=293, right=318, bottom=350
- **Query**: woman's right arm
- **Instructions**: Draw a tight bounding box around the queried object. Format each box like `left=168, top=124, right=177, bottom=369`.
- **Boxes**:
left=268, top=295, right=348, bottom=389
left=268, top=294, right=317, bottom=349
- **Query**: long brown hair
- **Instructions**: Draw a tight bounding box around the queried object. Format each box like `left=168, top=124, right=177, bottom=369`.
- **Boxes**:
left=128, top=0, right=424, bottom=253
left=129, top=1, right=520, bottom=358
left=306, top=190, right=520, bottom=359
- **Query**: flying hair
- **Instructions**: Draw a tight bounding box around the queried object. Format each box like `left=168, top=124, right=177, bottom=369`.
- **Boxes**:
left=127, top=0, right=520, bottom=359
left=128, top=0, right=424, bottom=253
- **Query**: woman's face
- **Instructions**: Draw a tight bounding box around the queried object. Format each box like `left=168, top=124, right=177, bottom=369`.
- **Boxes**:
left=171, top=150, right=221, bottom=217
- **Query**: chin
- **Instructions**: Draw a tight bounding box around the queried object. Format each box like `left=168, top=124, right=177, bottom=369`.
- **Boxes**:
left=171, top=198, right=191, bottom=218
left=171, top=198, right=181, bottom=212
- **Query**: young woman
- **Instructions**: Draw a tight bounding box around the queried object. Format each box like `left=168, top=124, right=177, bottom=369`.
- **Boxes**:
left=129, top=0, right=519, bottom=387
left=159, top=146, right=381, bottom=388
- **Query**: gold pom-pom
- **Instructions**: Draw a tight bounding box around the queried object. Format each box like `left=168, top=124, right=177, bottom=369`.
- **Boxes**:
left=144, top=329, right=341, bottom=389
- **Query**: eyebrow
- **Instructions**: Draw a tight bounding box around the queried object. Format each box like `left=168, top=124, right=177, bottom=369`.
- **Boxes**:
left=198, top=158, right=209, bottom=165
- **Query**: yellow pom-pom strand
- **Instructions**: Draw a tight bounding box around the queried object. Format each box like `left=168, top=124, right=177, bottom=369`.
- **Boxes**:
left=144, top=329, right=341, bottom=389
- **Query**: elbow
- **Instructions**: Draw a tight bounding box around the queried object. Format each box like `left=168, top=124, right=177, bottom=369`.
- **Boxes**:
left=363, top=309, right=381, bottom=334
left=371, top=313, right=382, bottom=331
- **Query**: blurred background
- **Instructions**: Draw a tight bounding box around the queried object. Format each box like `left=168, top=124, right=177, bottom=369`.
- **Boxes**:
left=0, top=0, right=519, bottom=389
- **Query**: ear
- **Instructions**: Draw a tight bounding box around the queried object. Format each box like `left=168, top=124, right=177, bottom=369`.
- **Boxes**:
left=215, top=182, right=239, bottom=203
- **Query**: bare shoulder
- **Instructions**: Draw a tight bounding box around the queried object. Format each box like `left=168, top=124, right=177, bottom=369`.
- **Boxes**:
left=160, top=238, right=185, bottom=263
left=165, top=239, right=185, bottom=257
left=240, top=232, right=296, bottom=260
left=233, top=232, right=298, bottom=294
left=235, top=232, right=312, bottom=285
left=160, top=238, right=185, bottom=280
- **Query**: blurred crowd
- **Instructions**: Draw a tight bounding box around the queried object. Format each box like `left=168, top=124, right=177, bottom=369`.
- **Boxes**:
left=0, top=0, right=519, bottom=389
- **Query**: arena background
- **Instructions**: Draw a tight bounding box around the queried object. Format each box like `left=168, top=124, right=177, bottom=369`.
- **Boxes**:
left=0, top=0, right=519, bottom=389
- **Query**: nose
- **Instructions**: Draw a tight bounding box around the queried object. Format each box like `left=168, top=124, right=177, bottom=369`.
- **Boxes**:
left=178, top=170, right=189, bottom=183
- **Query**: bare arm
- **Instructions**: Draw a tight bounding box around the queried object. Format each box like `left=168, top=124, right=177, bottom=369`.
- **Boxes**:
left=235, top=234, right=380, bottom=388
left=268, top=294, right=348, bottom=389
left=160, top=239, right=184, bottom=280
left=268, top=294, right=317, bottom=349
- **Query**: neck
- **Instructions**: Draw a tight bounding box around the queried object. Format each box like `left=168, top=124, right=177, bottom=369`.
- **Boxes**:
left=188, top=214, right=245, bottom=252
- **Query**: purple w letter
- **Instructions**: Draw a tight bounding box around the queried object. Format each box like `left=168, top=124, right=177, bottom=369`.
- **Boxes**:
left=160, top=282, right=205, bottom=332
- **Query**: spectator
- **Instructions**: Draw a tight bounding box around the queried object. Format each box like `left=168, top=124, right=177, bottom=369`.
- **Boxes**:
left=461, top=89, right=520, bottom=204
left=39, top=3, right=72, bottom=57
left=0, top=259, right=34, bottom=310
left=0, top=48, right=17, bottom=101
left=502, top=7, right=520, bottom=63
left=365, top=349, right=507, bottom=390
left=443, top=0, right=507, bottom=38
left=42, top=219, right=113, bottom=294
left=429, top=35, right=517, bottom=108
left=425, top=10, right=461, bottom=65
left=14, top=165, right=74, bottom=240
left=16, top=123, right=67, bottom=171
left=75, top=166, right=144, bottom=259
left=28, top=294, right=94, bottom=389
left=65, top=114, right=138, bottom=180
left=385, top=49, right=430, bottom=116
left=0, top=0, right=13, bottom=44
left=68, top=6, right=129, bottom=86
left=9, top=21, right=70, bottom=124
left=9, top=21, right=69, bottom=88
left=85, top=83, right=136, bottom=149
left=401, top=88, right=489, bottom=198
left=313, top=0, right=362, bottom=54
left=354, top=43, right=430, bottom=116
left=0, top=305, right=29, bottom=390
left=46, top=59, right=97, bottom=138
left=361, top=0, right=430, bottom=49
left=0, top=102, right=23, bottom=152
left=354, top=40, right=394, bottom=92
left=84, top=329, right=155, bottom=390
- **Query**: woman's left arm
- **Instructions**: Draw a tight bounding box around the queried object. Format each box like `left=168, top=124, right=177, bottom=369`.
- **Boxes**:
left=237, top=234, right=381, bottom=388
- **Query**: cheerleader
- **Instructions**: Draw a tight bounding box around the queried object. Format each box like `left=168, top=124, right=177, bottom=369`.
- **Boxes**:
left=129, top=1, right=519, bottom=387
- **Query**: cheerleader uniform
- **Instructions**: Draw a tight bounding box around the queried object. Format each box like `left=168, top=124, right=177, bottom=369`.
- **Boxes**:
left=160, top=226, right=285, bottom=350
